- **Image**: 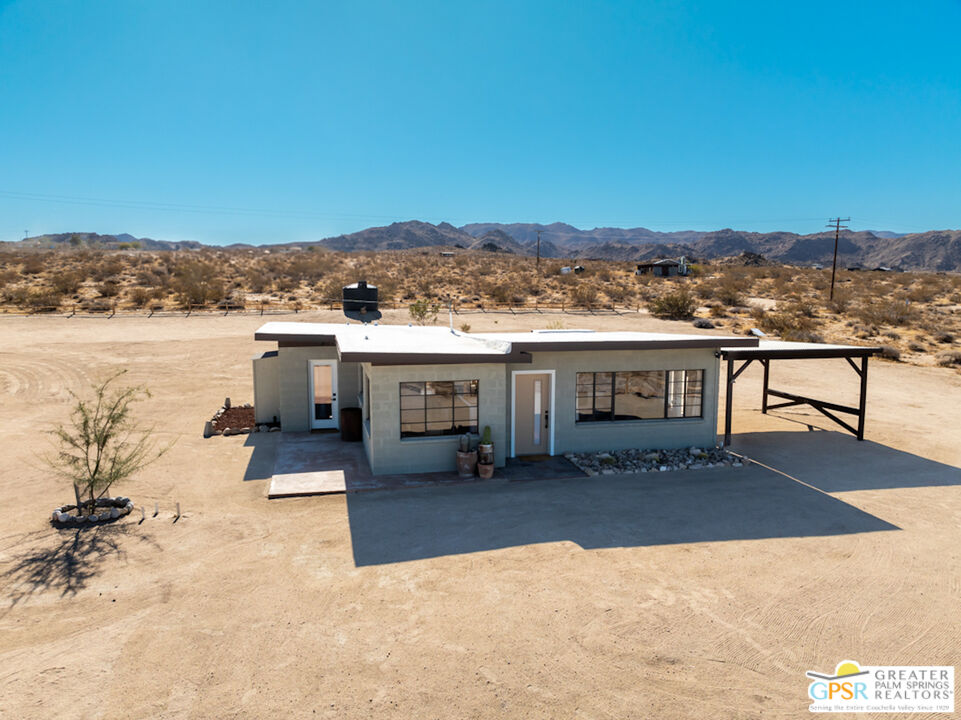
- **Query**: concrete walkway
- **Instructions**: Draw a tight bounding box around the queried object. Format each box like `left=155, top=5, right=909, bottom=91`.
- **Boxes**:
left=268, top=432, right=586, bottom=497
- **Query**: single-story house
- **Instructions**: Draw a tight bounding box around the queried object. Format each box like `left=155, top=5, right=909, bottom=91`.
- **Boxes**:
left=252, top=322, right=758, bottom=475
left=635, top=257, right=690, bottom=277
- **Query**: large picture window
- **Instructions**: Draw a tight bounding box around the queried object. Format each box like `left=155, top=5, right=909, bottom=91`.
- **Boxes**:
left=576, top=370, right=703, bottom=422
left=400, top=380, right=478, bottom=438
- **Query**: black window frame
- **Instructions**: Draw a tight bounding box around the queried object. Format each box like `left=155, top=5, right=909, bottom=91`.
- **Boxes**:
left=575, top=369, right=704, bottom=422
left=399, top=380, right=479, bottom=438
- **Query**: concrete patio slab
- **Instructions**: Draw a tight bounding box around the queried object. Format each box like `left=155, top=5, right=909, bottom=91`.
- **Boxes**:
left=268, top=432, right=586, bottom=497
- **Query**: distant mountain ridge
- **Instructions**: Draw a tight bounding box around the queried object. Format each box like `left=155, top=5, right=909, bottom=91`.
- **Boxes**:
left=9, top=231, right=205, bottom=251
left=7, top=223, right=961, bottom=272
left=311, top=221, right=961, bottom=272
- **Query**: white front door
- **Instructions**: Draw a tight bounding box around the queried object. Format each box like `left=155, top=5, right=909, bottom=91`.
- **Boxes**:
left=309, top=360, right=339, bottom=430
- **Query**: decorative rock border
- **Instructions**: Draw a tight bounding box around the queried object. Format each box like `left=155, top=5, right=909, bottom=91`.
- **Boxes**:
left=565, top=446, right=747, bottom=476
left=204, top=398, right=281, bottom=437
left=51, top=497, right=134, bottom=526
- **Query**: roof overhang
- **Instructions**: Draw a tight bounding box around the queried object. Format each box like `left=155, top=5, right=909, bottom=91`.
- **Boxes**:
left=720, top=341, right=881, bottom=360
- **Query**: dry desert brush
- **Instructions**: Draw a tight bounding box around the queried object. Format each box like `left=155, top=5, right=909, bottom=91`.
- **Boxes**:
left=45, top=371, right=170, bottom=516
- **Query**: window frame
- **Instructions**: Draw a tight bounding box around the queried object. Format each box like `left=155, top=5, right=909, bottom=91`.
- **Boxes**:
left=399, top=379, right=479, bottom=439
left=575, top=369, right=704, bottom=423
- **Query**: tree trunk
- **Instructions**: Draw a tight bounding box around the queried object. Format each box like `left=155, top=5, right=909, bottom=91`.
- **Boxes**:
left=73, top=483, right=82, bottom=513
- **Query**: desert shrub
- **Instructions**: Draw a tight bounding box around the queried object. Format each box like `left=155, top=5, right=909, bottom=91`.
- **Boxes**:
left=98, top=280, right=120, bottom=297
left=80, top=298, right=114, bottom=312
left=855, top=298, right=917, bottom=327
left=906, top=278, right=942, bottom=303
left=571, top=284, right=598, bottom=308
left=935, top=350, right=961, bottom=367
left=5, top=286, right=61, bottom=310
left=129, top=287, right=151, bottom=308
left=171, top=260, right=224, bottom=307
left=785, top=297, right=818, bottom=318
left=19, top=255, right=47, bottom=275
left=879, top=345, right=901, bottom=361
left=751, top=307, right=822, bottom=342
left=0, top=268, right=17, bottom=290
left=708, top=302, right=727, bottom=318
left=647, top=289, right=697, bottom=319
left=713, top=275, right=750, bottom=306
left=932, top=331, right=954, bottom=344
left=825, top=289, right=851, bottom=314
left=51, top=270, right=84, bottom=295
left=604, top=283, right=633, bottom=304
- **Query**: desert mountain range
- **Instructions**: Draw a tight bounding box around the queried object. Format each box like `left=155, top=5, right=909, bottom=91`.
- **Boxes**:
left=9, top=222, right=961, bottom=272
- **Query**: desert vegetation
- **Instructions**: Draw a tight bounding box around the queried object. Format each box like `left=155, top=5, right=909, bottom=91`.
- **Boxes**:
left=1, top=246, right=959, bottom=368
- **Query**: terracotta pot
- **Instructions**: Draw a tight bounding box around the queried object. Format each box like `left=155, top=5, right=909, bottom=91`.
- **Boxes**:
left=477, top=462, right=494, bottom=480
left=456, top=450, right=478, bottom=479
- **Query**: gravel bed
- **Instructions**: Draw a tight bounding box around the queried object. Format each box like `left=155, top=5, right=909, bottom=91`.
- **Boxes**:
left=565, top=446, right=746, bottom=476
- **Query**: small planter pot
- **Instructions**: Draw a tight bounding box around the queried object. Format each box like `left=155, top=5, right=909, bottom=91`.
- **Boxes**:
left=477, top=442, right=494, bottom=466
left=456, top=450, right=478, bottom=479
left=477, top=462, right=494, bottom=480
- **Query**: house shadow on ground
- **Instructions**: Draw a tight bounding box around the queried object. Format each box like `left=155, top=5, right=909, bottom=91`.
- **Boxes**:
left=345, top=466, right=902, bottom=567
left=345, top=431, right=961, bottom=566
left=731, top=430, right=961, bottom=492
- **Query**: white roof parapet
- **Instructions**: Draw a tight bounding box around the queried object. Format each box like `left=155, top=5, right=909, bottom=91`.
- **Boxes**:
left=254, top=321, right=758, bottom=364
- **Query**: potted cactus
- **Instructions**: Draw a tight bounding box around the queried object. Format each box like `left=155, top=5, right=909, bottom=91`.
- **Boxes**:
left=455, top=433, right=477, bottom=478
left=477, top=425, right=494, bottom=479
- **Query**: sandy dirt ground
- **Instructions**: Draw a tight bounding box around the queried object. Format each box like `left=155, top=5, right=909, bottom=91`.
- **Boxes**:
left=0, top=309, right=959, bottom=719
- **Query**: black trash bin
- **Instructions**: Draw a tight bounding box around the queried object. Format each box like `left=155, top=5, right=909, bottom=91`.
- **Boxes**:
left=340, top=407, right=363, bottom=442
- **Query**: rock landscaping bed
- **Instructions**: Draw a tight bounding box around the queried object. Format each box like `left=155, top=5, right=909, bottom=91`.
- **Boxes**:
left=52, top=497, right=134, bottom=526
left=565, top=446, right=746, bottom=476
left=206, top=398, right=280, bottom=437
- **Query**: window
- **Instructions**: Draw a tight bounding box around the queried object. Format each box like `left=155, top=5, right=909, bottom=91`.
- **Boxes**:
left=576, top=370, right=703, bottom=422
left=400, top=380, right=478, bottom=438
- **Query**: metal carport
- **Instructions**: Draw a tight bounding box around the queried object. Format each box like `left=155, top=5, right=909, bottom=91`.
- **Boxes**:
left=719, top=341, right=882, bottom=446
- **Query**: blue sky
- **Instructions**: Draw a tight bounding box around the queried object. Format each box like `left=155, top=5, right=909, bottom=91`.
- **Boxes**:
left=1, top=1, right=959, bottom=245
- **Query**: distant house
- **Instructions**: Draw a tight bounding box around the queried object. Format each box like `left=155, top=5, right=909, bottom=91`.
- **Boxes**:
left=251, top=322, right=756, bottom=475
left=635, top=257, right=690, bottom=277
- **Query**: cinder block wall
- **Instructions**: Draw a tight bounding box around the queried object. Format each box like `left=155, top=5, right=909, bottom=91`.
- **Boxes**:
left=506, top=348, right=720, bottom=454
left=252, top=352, right=280, bottom=424
left=364, top=362, right=508, bottom=475
left=273, top=346, right=360, bottom=432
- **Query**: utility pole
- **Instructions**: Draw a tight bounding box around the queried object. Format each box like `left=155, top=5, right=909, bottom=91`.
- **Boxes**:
left=827, top=217, right=850, bottom=301
left=536, top=229, right=542, bottom=269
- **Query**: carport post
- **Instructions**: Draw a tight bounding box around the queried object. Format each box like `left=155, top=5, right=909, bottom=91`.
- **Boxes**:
left=857, top=355, right=868, bottom=440
left=724, top=357, right=734, bottom=446
left=761, top=358, right=770, bottom=414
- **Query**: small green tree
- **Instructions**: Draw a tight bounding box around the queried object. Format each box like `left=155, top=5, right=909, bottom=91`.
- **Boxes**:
left=408, top=298, right=440, bottom=325
left=47, top=372, right=169, bottom=515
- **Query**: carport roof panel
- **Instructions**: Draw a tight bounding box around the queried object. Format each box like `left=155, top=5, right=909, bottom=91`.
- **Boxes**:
left=720, top=340, right=882, bottom=360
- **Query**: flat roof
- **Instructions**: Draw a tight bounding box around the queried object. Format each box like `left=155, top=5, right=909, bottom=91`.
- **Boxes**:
left=256, top=322, right=758, bottom=364
left=473, top=329, right=758, bottom=353
left=720, top=339, right=881, bottom=360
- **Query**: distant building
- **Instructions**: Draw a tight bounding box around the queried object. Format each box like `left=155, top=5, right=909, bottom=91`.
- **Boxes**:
left=635, top=257, right=689, bottom=277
